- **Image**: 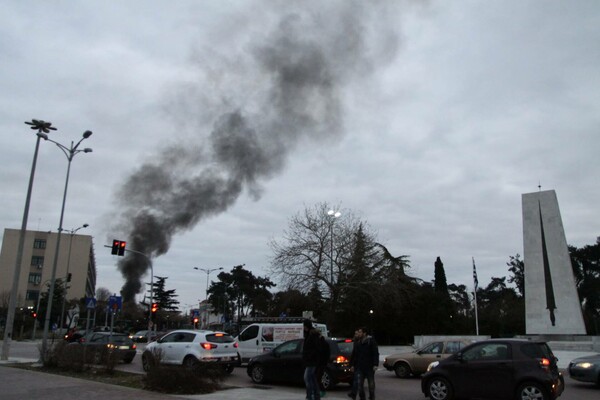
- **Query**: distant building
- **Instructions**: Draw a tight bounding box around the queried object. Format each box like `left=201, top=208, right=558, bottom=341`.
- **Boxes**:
left=0, top=228, right=96, bottom=308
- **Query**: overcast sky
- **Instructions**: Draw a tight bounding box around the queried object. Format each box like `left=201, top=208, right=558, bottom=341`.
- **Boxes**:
left=1, top=1, right=598, bottom=312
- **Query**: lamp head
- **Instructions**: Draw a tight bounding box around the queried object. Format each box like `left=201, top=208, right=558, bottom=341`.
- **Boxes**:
left=82, top=130, right=93, bottom=139
left=83, top=148, right=93, bottom=153
left=83, top=223, right=89, bottom=228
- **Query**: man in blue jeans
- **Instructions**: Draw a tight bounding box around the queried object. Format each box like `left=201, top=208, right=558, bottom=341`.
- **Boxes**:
left=348, top=326, right=379, bottom=400
left=302, top=319, right=321, bottom=400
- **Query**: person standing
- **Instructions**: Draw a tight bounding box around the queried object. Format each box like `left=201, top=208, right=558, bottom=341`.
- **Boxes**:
left=302, top=319, right=321, bottom=400
left=349, top=326, right=379, bottom=400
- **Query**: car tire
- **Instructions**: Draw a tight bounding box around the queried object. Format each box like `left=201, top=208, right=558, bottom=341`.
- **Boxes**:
left=394, top=362, right=412, bottom=378
left=250, top=364, right=266, bottom=384
left=427, top=376, right=453, bottom=400
left=93, top=351, right=103, bottom=365
left=515, top=381, right=548, bottom=400
left=183, top=355, right=199, bottom=368
left=223, top=364, right=235, bottom=375
left=321, top=369, right=333, bottom=390
left=142, top=352, right=154, bottom=372
left=123, top=355, right=134, bottom=364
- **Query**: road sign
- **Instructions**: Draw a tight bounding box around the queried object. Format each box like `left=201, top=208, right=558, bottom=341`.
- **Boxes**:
left=85, top=297, right=97, bottom=309
left=108, top=295, right=122, bottom=313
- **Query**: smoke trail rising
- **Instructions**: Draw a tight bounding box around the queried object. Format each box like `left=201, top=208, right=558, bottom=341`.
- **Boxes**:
left=113, top=1, right=402, bottom=301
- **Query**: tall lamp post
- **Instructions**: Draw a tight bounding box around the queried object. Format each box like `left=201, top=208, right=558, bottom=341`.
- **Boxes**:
left=58, top=223, right=89, bottom=332
left=1, top=120, right=55, bottom=361
left=327, top=209, right=341, bottom=283
left=194, top=267, right=223, bottom=328
left=41, top=130, right=93, bottom=360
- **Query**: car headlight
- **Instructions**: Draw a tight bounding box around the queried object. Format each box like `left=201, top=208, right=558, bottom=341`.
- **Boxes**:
left=427, top=361, right=439, bottom=372
left=575, top=362, right=594, bottom=369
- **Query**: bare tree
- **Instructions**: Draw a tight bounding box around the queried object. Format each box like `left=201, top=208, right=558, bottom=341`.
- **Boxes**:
left=95, top=287, right=112, bottom=302
left=268, top=202, right=379, bottom=324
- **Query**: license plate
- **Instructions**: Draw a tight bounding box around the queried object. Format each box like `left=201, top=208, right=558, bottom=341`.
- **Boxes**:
left=118, top=346, right=129, bottom=350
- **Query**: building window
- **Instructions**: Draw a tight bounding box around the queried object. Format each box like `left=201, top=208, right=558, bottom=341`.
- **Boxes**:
left=26, top=290, right=40, bottom=302
left=31, top=256, right=44, bottom=268
left=33, top=239, right=46, bottom=249
left=28, top=273, right=42, bottom=285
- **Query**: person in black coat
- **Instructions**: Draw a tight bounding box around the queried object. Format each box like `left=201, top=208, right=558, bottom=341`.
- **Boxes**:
left=302, top=319, right=321, bottom=400
left=349, top=326, right=379, bottom=400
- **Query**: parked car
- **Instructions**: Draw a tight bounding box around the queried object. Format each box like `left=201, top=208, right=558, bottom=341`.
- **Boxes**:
left=71, top=332, right=137, bottom=364
left=383, top=340, right=472, bottom=378
left=64, top=329, right=87, bottom=343
left=421, top=339, right=564, bottom=400
left=142, top=329, right=239, bottom=373
left=247, top=337, right=354, bottom=390
left=568, top=353, right=600, bottom=386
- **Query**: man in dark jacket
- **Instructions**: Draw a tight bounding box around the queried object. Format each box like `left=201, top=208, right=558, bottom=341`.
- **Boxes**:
left=302, top=319, right=321, bottom=400
left=349, top=326, right=379, bottom=400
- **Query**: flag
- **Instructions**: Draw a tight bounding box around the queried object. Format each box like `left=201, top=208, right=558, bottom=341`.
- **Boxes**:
left=472, top=257, right=479, bottom=291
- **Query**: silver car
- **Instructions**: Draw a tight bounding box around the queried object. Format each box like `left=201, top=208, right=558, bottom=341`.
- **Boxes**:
left=568, top=353, right=600, bottom=386
left=383, top=340, right=471, bottom=378
left=142, top=329, right=239, bottom=373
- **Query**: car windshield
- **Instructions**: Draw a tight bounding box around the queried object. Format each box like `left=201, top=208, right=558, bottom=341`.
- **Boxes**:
left=206, top=333, right=235, bottom=343
left=521, top=343, right=554, bottom=359
left=336, top=341, right=353, bottom=354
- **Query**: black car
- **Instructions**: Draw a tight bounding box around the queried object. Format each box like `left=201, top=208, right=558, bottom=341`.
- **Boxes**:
left=421, top=339, right=564, bottom=400
left=70, top=332, right=137, bottom=364
left=247, top=338, right=353, bottom=390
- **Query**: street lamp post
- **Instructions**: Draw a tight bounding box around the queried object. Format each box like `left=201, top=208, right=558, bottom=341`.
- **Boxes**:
left=327, top=209, right=341, bottom=283
left=41, top=130, right=93, bottom=361
left=194, top=267, right=223, bottom=328
left=1, top=120, right=55, bottom=361
left=58, top=223, right=89, bottom=332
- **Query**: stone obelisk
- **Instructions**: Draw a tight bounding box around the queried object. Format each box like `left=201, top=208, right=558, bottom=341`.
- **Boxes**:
left=522, top=189, right=586, bottom=335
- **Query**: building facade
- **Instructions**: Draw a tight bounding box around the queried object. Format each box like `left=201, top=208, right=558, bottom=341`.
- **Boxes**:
left=0, top=228, right=96, bottom=308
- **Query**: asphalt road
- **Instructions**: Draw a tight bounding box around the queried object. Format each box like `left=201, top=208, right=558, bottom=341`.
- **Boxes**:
left=3, top=340, right=599, bottom=399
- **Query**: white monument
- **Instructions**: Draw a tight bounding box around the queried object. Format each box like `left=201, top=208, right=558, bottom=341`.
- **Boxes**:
left=522, top=190, right=586, bottom=334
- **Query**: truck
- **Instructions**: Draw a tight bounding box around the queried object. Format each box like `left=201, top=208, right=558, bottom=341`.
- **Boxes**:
left=236, top=318, right=328, bottom=363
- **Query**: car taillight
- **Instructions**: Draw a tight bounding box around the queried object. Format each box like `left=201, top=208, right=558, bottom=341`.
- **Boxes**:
left=539, top=357, right=552, bottom=370
left=233, top=342, right=239, bottom=348
left=344, top=339, right=353, bottom=343
left=132, top=343, right=137, bottom=350
left=334, top=355, right=348, bottom=363
left=201, top=342, right=217, bottom=350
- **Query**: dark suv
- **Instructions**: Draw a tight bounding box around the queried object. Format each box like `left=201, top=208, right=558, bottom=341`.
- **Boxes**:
left=421, top=339, right=564, bottom=400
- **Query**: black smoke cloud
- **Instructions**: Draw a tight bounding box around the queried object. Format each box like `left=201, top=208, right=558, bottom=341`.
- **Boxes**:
left=113, top=1, right=402, bottom=302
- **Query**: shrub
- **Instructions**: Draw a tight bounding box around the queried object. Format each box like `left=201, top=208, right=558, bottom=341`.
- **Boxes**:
left=144, top=361, right=224, bottom=394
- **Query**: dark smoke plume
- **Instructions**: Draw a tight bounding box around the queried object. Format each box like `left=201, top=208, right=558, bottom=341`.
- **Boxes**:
left=113, top=1, right=401, bottom=302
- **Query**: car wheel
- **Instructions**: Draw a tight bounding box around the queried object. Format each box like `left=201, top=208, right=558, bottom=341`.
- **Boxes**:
left=223, top=364, right=235, bottom=375
left=123, top=355, right=134, bottom=364
left=93, top=351, right=103, bottom=365
left=183, top=356, right=199, bottom=368
left=515, top=382, right=548, bottom=400
left=394, top=362, right=412, bottom=378
left=427, top=376, right=453, bottom=400
left=250, top=364, right=266, bottom=384
left=321, top=370, right=333, bottom=390
left=142, top=353, right=153, bottom=371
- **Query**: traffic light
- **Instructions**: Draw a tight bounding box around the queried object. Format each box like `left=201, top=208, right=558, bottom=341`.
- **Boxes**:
left=30, top=310, right=37, bottom=319
left=111, top=239, right=126, bottom=256
left=118, top=240, right=126, bottom=256
left=151, top=303, right=158, bottom=313
left=193, top=317, right=199, bottom=325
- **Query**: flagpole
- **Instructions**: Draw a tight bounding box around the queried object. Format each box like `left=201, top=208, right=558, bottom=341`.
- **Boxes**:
left=473, top=257, right=479, bottom=335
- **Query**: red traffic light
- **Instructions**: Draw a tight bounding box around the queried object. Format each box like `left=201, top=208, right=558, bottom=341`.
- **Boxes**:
left=111, top=239, right=127, bottom=256
left=151, top=303, right=158, bottom=313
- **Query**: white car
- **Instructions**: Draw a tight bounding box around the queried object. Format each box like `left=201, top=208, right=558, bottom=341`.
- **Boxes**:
left=142, top=329, right=239, bottom=373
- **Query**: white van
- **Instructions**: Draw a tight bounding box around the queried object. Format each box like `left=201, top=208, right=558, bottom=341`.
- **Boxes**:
left=236, top=321, right=328, bottom=363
